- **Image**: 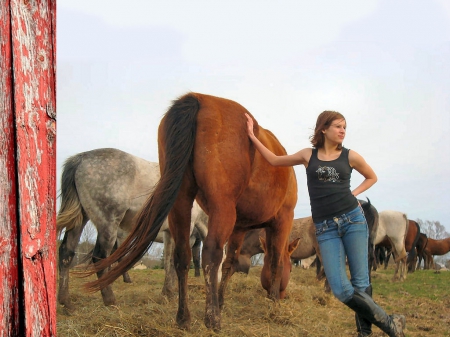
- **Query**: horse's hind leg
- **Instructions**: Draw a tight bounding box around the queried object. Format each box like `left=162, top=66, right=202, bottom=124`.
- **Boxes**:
left=58, top=218, right=87, bottom=313
left=112, top=232, right=132, bottom=283
left=92, top=223, right=120, bottom=306
left=168, top=194, right=197, bottom=330
left=202, top=204, right=237, bottom=331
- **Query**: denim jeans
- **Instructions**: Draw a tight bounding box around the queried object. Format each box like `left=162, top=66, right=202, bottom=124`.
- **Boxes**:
left=315, top=205, right=370, bottom=303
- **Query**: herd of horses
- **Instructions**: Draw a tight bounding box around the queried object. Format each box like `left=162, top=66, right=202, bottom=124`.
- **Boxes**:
left=57, top=92, right=450, bottom=331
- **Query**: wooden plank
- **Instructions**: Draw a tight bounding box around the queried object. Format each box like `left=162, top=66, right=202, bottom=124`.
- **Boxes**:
left=0, top=1, right=21, bottom=334
left=5, top=0, right=57, bottom=335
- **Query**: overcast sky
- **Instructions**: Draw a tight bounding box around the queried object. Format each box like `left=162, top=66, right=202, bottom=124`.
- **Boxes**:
left=58, top=0, right=450, bottom=233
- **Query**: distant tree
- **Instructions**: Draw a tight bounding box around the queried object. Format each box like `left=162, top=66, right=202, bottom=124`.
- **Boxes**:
left=81, top=221, right=97, bottom=243
left=416, top=219, right=450, bottom=240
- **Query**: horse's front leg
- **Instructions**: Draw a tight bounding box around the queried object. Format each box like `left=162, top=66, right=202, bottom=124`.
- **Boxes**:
left=219, top=229, right=246, bottom=309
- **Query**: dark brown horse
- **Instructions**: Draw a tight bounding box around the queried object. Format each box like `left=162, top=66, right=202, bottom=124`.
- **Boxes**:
left=406, top=220, right=421, bottom=272
left=85, top=93, right=298, bottom=331
left=416, top=233, right=429, bottom=269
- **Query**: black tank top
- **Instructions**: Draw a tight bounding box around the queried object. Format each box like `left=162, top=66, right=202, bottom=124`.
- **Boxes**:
left=306, top=147, right=358, bottom=223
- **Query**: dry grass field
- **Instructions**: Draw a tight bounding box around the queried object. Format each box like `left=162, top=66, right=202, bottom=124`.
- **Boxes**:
left=57, top=265, right=450, bottom=337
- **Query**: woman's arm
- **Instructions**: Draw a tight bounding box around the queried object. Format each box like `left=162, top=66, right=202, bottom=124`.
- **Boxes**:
left=246, top=113, right=310, bottom=167
left=348, top=149, right=378, bottom=197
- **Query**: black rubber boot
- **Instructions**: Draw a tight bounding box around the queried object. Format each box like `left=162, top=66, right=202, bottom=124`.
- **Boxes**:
left=355, top=285, right=373, bottom=336
left=345, top=289, right=406, bottom=337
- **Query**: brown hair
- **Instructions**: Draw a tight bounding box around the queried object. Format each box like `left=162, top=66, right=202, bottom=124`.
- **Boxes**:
left=309, top=110, right=345, bottom=149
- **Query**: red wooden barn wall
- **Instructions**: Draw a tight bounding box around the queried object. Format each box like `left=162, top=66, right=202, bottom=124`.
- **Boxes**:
left=0, top=0, right=56, bottom=336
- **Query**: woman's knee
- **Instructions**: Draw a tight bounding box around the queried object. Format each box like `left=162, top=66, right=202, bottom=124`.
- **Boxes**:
left=333, top=287, right=354, bottom=303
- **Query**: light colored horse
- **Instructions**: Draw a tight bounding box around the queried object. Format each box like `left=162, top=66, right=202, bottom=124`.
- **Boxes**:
left=375, top=210, right=409, bottom=281
left=300, top=255, right=317, bottom=269
left=57, top=148, right=208, bottom=313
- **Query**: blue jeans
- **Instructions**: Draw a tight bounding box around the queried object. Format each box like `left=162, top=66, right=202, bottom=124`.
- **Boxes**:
left=315, top=205, right=370, bottom=303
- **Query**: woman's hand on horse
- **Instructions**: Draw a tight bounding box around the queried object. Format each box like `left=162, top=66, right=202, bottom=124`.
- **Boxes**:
left=245, top=113, right=255, bottom=138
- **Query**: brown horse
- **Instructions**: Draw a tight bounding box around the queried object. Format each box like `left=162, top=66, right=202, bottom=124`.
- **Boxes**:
left=406, top=220, right=421, bottom=272
left=423, top=237, right=450, bottom=269
left=85, top=92, right=298, bottom=331
left=259, top=237, right=299, bottom=299
left=415, top=233, right=429, bottom=269
left=234, top=216, right=320, bottom=275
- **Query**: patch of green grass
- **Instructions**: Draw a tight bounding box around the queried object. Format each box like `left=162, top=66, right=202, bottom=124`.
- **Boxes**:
left=372, top=268, right=450, bottom=301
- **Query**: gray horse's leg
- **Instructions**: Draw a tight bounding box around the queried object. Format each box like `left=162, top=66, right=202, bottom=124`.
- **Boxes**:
left=115, top=229, right=132, bottom=283
left=92, top=224, right=119, bottom=306
left=161, top=229, right=177, bottom=297
left=58, top=219, right=87, bottom=313
left=192, top=235, right=202, bottom=277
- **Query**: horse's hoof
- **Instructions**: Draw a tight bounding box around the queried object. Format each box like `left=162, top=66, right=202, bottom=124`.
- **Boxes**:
left=176, top=313, right=191, bottom=331
left=103, top=298, right=117, bottom=306
left=62, top=304, right=76, bottom=316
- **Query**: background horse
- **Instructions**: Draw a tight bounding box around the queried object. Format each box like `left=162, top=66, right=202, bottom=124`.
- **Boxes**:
left=374, top=219, right=421, bottom=273
left=235, top=198, right=378, bottom=292
left=234, top=216, right=321, bottom=275
left=415, top=233, right=429, bottom=269
left=422, top=237, right=450, bottom=269
left=374, top=210, right=409, bottom=281
left=57, top=148, right=208, bottom=312
left=85, top=92, right=298, bottom=331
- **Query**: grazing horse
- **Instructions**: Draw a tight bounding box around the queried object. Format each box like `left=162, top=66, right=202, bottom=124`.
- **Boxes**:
left=57, top=148, right=207, bottom=312
left=234, top=216, right=321, bottom=275
left=85, top=92, right=298, bottom=331
left=423, top=237, right=450, bottom=269
left=236, top=198, right=378, bottom=291
left=375, top=210, right=409, bottom=281
left=259, top=237, right=300, bottom=299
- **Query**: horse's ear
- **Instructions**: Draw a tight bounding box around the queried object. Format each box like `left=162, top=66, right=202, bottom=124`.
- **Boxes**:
left=288, top=238, right=300, bottom=255
left=259, top=237, right=267, bottom=253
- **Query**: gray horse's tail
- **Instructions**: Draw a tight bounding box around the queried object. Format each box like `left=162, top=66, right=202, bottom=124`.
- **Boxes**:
left=57, top=154, right=84, bottom=235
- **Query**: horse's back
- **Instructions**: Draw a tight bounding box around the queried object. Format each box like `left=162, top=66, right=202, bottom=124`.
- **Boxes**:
left=73, top=148, right=158, bottom=229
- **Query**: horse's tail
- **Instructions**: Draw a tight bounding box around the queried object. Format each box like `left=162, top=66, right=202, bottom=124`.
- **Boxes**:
left=84, top=93, right=200, bottom=292
left=406, top=221, right=421, bottom=264
left=56, top=154, right=85, bottom=235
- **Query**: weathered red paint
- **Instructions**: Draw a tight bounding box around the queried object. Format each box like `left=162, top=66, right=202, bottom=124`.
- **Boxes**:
left=0, top=0, right=56, bottom=336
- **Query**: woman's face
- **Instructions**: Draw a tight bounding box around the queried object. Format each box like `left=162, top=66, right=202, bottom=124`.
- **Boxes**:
left=323, top=118, right=346, bottom=144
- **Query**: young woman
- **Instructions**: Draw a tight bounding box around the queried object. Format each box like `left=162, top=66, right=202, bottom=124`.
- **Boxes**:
left=245, top=111, right=406, bottom=337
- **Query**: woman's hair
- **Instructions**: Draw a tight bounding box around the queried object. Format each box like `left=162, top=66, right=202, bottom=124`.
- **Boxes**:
left=310, top=110, right=345, bottom=149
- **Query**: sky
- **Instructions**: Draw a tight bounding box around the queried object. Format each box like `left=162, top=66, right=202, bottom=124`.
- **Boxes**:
left=57, top=0, right=450, bottom=234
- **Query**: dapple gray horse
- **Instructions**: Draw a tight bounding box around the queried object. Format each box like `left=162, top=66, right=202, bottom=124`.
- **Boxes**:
left=57, top=148, right=208, bottom=313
